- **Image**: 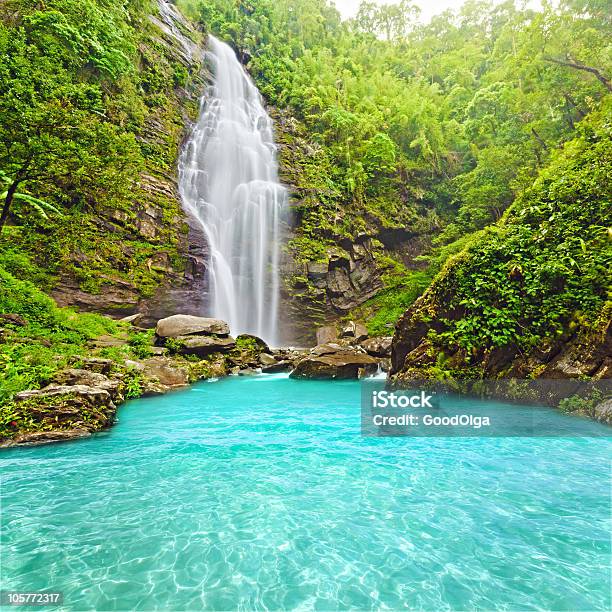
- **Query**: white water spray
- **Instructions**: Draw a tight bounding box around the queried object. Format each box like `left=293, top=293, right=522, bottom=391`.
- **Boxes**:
left=179, top=35, right=286, bottom=345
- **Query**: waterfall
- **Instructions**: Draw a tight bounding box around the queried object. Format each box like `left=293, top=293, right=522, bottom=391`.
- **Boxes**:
left=179, top=35, right=287, bottom=346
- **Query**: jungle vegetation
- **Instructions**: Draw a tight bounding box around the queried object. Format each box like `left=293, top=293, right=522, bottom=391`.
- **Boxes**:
left=0, top=0, right=610, bottom=399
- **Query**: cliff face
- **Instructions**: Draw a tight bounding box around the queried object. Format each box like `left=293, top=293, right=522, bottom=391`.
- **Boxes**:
left=390, top=109, right=611, bottom=382
left=49, top=1, right=209, bottom=323
left=272, top=108, right=435, bottom=344
left=39, top=4, right=435, bottom=344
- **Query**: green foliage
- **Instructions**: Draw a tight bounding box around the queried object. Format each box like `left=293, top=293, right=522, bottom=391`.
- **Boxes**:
left=185, top=0, right=610, bottom=335
left=0, top=0, right=200, bottom=296
left=355, top=269, right=432, bottom=336
left=188, top=0, right=610, bottom=244
left=559, top=389, right=605, bottom=415
left=128, top=330, right=155, bottom=359
left=234, top=336, right=258, bottom=352
left=0, top=266, right=58, bottom=328
left=122, top=368, right=144, bottom=399
left=0, top=263, right=123, bottom=402
left=164, top=337, right=186, bottom=355
left=421, top=107, right=611, bottom=357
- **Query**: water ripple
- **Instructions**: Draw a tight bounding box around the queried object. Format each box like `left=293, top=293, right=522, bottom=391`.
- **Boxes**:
left=1, top=376, right=610, bottom=611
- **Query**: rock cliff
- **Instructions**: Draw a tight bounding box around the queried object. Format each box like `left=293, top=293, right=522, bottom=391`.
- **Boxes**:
left=50, top=1, right=209, bottom=323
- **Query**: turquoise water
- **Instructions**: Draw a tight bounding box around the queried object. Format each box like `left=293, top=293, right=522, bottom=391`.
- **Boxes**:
left=1, top=375, right=611, bottom=611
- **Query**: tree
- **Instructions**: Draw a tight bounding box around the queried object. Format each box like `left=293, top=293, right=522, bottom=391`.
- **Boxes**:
left=354, top=0, right=420, bottom=40
left=0, top=25, right=140, bottom=233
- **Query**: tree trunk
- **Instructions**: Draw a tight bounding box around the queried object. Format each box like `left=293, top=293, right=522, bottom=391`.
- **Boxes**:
left=531, top=127, right=549, bottom=151
left=0, top=180, right=20, bottom=233
left=545, top=56, right=612, bottom=92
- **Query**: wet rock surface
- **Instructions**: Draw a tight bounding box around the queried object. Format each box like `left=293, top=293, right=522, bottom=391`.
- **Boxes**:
left=361, top=336, right=393, bottom=358
left=594, top=399, right=612, bottom=425
left=290, top=343, right=378, bottom=380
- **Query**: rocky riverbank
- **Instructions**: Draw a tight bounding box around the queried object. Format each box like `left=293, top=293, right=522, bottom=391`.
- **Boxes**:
left=0, top=315, right=391, bottom=448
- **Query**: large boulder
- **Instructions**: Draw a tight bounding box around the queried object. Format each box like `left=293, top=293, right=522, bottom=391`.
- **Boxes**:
left=259, top=353, right=277, bottom=366
left=141, top=357, right=190, bottom=391
left=316, top=325, right=338, bottom=345
left=237, top=334, right=269, bottom=352
left=291, top=346, right=378, bottom=380
left=155, top=314, right=230, bottom=338
left=361, top=337, right=393, bottom=358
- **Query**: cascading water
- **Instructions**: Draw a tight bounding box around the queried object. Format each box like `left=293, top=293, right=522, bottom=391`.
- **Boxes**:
left=179, top=35, right=286, bottom=345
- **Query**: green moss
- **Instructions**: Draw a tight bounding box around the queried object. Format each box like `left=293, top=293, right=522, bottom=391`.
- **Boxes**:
left=185, top=353, right=228, bottom=381
left=559, top=389, right=605, bottom=417
left=164, top=337, right=186, bottom=354
left=353, top=270, right=433, bottom=336
left=0, top=391, right=112, bottom=439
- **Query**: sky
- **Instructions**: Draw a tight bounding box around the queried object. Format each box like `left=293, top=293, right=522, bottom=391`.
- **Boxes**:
left=332, top=0, right=542, bottom=23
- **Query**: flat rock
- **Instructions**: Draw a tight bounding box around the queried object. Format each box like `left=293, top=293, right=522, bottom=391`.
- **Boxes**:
left=15, top=385, right=114, bottom=404
left=310, top=343, right=347, bottom=356
left=120, top=313, right=144, bottom=325
left=291, top=350, right=378, bottom=380
left=177, top=335, right=236, bottom=356
left=52, top=369, right=121, bottom=401
left=156, top=314, right=229, bottom=338
left=89, top=333, right=129, bottom=348
left=4, top=429, right=92, bottom=447
left=261, top=360, right=293, bottom=374
left=149, top=346, right=168, bottom=356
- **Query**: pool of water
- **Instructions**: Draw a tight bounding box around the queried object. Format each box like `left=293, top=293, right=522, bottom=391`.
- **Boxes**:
left=1, top=375, right=610, bottom=611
